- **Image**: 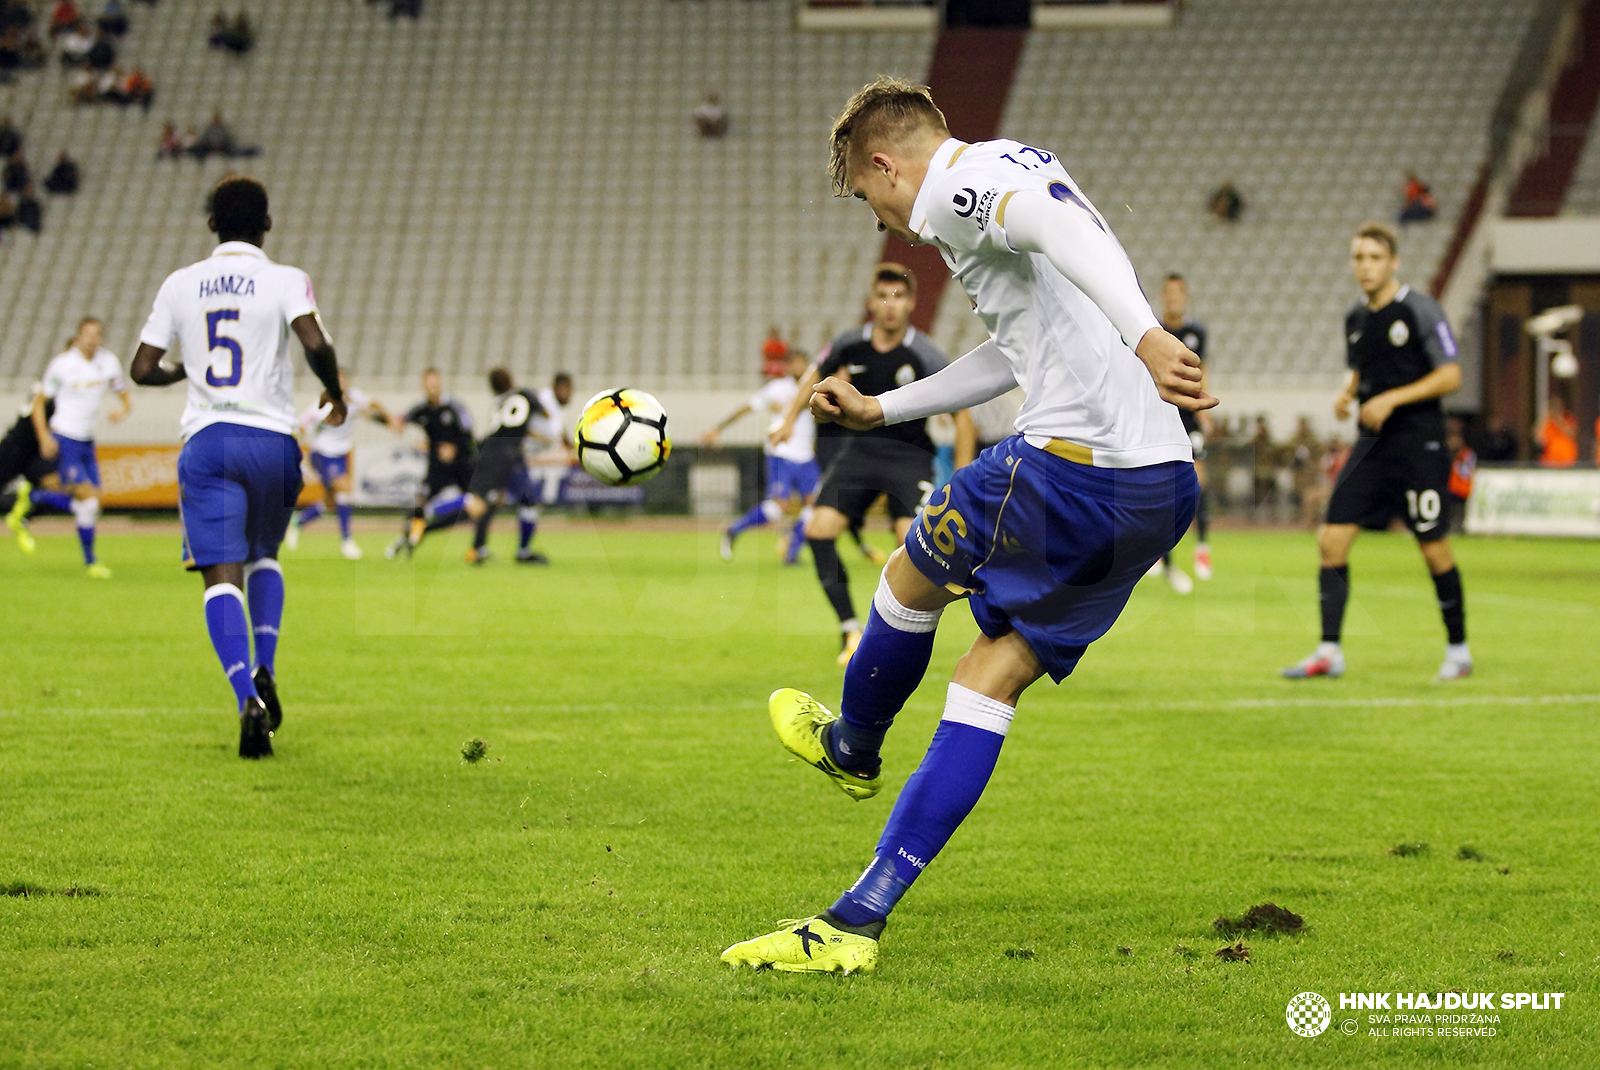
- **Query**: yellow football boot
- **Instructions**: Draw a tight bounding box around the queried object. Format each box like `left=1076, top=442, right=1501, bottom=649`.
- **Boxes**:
left=5, top=481, right=33, bottom=553
left=721, top=915, right=879, bottom=974
left=85, top=562, right=113, bottom=579
left=767, top=688, right=881, bottom=801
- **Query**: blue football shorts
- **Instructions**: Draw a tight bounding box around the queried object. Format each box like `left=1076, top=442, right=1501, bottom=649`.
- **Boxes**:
left=904, top=435, right=1199, bottom=682
left=178, top=424, right=304, bottom=568
left=55, top=435, right=101, bottom=489
left=309, top=451, right=350, bottom=486
left=765, top=456, right=820, bottom=502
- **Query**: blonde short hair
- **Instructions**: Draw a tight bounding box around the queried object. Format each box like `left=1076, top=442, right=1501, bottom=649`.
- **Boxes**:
left=1354, top=221, right=1398, bottom=257
left=828, top=76, right=950, bottom=197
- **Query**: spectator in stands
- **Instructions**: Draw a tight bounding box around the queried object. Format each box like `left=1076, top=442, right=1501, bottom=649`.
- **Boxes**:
left=1398, top=172, right=1436, bottom=224
left=0, top=115, right=18, bottom=157
left=43, top=150, right=79, bottom=193
left=57, top=18, right=91, bottom=63
left=1287, top=416, right=1322, bottom=523
left=760, top=324, right=789, bottom=378
left=0, top=21, right=45, bottom=72
left=157, top=121, right=181, bottom=158
left=1477, top=416, right=1518, bottom=461
left=3, top=150, right=28, bottom=193
left=389, top=0, right=421, bottom=17
left=1446, top=417, right=1475, bottom=533
left=190, top=111, right=259, bottom=160
left=67, top=64, right=98, bottom=103
left=208, top=10, right=254, bottom=53
left=0, top=190, right=15, bottom=229
left=109, top=64, right=153, bottom=108
left=1209, top=180, right=1243, bottom=222
left=15, top=182, right=40, bottom=231
left=694, top=92, right=728, bottom=138
left=84, top=28, right=114, bottom=69
left=1250, top=414, right=1278, bottom=509
left=1304, top=436, right=1350, bottom=526
left=97, top=0, right=128, bottom=35
left=50, top=2, right=80, bottom=36
left=1536, top=395, right=1578, bottom=467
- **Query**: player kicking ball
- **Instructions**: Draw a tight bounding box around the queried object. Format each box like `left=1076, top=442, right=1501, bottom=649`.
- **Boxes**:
left=1282, top=223, right=1471, bottom=682
left=130, top=177, right=348, bottom=758
left=722, top=78, right=1214, bottom=973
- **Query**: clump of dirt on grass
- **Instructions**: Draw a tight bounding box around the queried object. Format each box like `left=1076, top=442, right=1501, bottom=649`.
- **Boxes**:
left=1213, top=902, right=1304, bottom=937
left=1215, top=941, right=1250, bottom=962
left=3, top=882, right=101, bottom=898
left=461, top=738, right=489, bottom=763
left=1003, top=947, right=1035, bottom=960
left=1390, top=842, right=1429, bottom=857
left=1457, top=845, right=1488, bottom=862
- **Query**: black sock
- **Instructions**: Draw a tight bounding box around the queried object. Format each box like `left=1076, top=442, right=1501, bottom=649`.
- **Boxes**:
left=425, top=511, right=460, bottom=533
left=808, top=538, right=856, bottom=624
left=473, top=507, right=495, bottom=550
left=1196, top=491, right=1210, bottom=542
left=1431, top=566, right=1466, bottom=644
left=1319, top=565, right=1349, bottom=643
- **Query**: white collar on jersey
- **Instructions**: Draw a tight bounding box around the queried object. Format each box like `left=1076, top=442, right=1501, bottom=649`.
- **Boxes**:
left=211, top=241, right=267, bottom=258
left=908, top=137, right=967, bottom=241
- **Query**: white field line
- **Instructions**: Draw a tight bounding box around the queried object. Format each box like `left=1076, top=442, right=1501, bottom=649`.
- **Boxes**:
left=1134, top=693, right=1600, bottom=712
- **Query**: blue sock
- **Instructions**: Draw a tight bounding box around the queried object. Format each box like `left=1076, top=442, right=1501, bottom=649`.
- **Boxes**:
left=726, top=502, right=772, bottom=539
left=829, top=580, right=942, bottom=772
left=428, top=492, right=465, bottom=521
left=204, top=584, right=258, bottom=709
left=245, top=560, right=285, bottom=673
left=298, top=502, right=324, bottom=526
left=517, top=507, right=538, bottom=551
left=30, top=488, right=73, bottom=512
left=830, top=685, right=1012, bottom=926
left=77, top=526, right=96, bottom=565
left=336, top=501, right=352, bottom=539
left=785, top=518, right=805, bottom=564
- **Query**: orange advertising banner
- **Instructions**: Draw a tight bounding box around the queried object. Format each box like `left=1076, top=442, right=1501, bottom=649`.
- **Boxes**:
left=97, top=444, right=181, bottom=508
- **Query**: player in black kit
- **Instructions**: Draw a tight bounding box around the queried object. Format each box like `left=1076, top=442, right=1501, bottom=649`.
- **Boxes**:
left=386, top=368, right=477, bottom=559
left=1147, top=273, right=1210, bottom=592
left=773, top=264, right=974, bottom=663
left=2, top=393, right=58, bottom=554
left=463, top=366, right=545, bottom=565
left=1284, top=223, right=1471, bottom=681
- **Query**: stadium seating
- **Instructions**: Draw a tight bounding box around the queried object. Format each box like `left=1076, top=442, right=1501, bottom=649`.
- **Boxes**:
left=1562, top=114, right=1600, bottom=216
left=0, top=0, right=1541, bottom=402
left=930, top=0, right=1542, bottom=390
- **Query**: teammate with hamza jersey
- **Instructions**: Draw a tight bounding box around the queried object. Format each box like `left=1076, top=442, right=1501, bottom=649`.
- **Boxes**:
left=702, top=350, right=819, bottom=562
left=723, top=77, right=1215, bottom=973
left=28, top=319, right=132, bottom=578
left=129, top=176, right=348, bottom=759
left=1282, top=222, right=1470, bottom=682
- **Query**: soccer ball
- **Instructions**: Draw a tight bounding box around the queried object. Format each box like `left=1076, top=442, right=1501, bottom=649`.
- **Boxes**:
left=573, top=388, right=672, bottom=486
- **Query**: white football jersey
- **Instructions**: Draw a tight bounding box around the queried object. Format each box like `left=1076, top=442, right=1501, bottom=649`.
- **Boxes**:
left=41, top=346, right=126, bottom=441
left=750, top=376, right=814, bottom=462
left=910, top=138, right=1190, bottom=468
left=301, top=387, right=370, bottom=457
left=139, top=242, right=321, bottom=441
left=526, top=386, right=567, bottom=460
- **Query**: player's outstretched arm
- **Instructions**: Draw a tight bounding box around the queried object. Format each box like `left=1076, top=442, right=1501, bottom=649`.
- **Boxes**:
left=1002, top=191, right=1216, bottom=412
left=291, top=313, right=346, bottom=426
left=129, top=343, right=188, bottom=387
left=837, top=338, right=1015, bottom=430
left=700, top=404, right=752, bottom=447
left=770, top=365, right=822, bottom=446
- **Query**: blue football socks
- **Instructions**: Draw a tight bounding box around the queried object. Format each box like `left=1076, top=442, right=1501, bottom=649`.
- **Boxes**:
left=204, top=584, right=258, bottom=709
left=830, top=684, right=1014, bottom=926
left=518, top=506, right=539, bottom=551
left=829, top=575, right=943, bottom=772
left=30, top=488, right=73, bottom=513
left=335, top=494, right=353, bottom=539
left=298, top=502, right=325, bottom=526
left=245, top=559, right=285, bottom=673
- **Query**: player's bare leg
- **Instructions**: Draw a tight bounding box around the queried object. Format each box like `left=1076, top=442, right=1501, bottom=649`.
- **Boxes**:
left=464, top=492, right=495, bottom=565
left=1284, top=522, right=1358, bottom=678
left=1419, top=536, right=1470, bottom=679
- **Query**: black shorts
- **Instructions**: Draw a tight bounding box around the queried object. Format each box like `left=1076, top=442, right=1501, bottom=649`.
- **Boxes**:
left=0, top=431, right=52, bottom=486
left=467, top=439, right=525, bottom=501
left=425, top=454, right=475, bottom=498
left=1326, top=432, right=1451, bottom=542
left=815, top=437, right=935, bottom=524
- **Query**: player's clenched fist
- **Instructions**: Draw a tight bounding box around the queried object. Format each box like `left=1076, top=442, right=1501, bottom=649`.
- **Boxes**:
left=1135, top=328, right=1217, bottom=412
left=809, top=375, right=884, bottom=431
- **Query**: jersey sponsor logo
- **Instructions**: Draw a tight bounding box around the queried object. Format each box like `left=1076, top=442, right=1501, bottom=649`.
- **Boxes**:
left=973, top=188, right=999, bottom=230
left=1388, top=319, right=1410, bottom=346
left=895, top=363, right=916, bottom=387
left=198, top=274, right=257, bottom=300
left=1349, top=331, right=1362, bottom=344
left=952, top=188, right=978, bottom=217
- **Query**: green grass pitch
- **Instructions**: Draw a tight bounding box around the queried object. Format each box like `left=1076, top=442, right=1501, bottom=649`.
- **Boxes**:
left=2, top=518, right=1597, bottom=1068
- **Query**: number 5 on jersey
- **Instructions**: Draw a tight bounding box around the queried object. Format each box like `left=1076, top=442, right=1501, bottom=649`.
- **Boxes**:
left=206, top=309, right=243, bottom=387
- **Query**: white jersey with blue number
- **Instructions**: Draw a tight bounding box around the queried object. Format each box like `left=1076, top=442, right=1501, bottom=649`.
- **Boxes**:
left=750, top=376, right=814, bottom=463
left=910, top=138, right=1189, bottom=468
left=138, top=241, right=321, bottom=442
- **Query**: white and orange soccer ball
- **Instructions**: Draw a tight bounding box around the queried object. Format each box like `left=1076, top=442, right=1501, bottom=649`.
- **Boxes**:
left=573, top=388, right=672, bottom=486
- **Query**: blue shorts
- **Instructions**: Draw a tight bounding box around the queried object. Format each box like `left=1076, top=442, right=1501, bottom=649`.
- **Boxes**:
left=56, top=435, right=101, bottom=489
left=178, top=424, right=305, bottom=568
left=904, top=436, right=1198, bottom=682
left=310, top=451, right=350, bottom=486
left=766, top=456, right=820, bottom=502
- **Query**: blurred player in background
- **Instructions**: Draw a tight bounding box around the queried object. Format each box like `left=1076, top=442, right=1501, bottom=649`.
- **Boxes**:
left=2, top=387, right=58, bottom=554
left=724, top=78, right=1211, bottom=973
left=386, top=367, right=475, bottom=559
left=462, top=366, right=544, bottom=565
left=129, top=176, right=347, bottom=758
left=1145, top=272, right=1211, bottom=589
left=773, top=263, right=974, bottom=664
left=1283, top=222, right=1470, bottom=681
left=702, top=350, right=818, bottom=562
left=286, top=368, right=390, bottom=559
left=25, top=319, right=131, bottom=578
left=512, top=371, right=574, bottom=565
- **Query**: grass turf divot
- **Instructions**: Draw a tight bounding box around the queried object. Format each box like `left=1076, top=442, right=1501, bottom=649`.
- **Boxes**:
left=1212, top=902, right=1304, bottom=937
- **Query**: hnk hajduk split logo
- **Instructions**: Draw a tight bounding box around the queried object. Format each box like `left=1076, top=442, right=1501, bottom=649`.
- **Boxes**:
left=1287, top=991, right=1333, bottom=1037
